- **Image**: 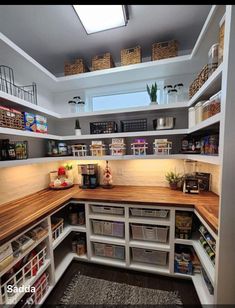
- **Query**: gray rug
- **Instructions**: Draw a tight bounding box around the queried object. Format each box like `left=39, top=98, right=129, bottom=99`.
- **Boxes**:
left=58, top=272, right=182, bottom=306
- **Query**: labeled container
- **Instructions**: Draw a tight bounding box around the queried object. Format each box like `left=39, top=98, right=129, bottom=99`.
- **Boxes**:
left=188, top=107, right=195, bottom=128
left=132, top=247, right=168, bottom=266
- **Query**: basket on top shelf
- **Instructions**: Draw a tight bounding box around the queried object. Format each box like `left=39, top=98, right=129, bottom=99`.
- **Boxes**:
left=92, top=53, right=115, bottom=71
left=0, top=106, right=24, bottom=130
left=64, top=59, right=89, bottom=76
left=152, top=40, right=178, bottom=61
left=121, top=46, right=141, bottom=66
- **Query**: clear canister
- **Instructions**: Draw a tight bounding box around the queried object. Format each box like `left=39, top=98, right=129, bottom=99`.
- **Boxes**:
left=163, top=85, right=173, bottom=104
left=188, top=107, right=195, bottom=128
left=202, top=100, right=211, bottom=121
left=68, top=100, right=77, bottom=113
left=195, top=101, right=205, bottom=124
left=174, top=83, right=184, bottom=102
left=209, top=90, right=221, bottom=116
left=167, top=89, right=177, bottom=104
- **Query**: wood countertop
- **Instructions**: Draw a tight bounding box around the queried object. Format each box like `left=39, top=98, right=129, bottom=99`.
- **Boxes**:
left=0, top=185, right=219, bottom=244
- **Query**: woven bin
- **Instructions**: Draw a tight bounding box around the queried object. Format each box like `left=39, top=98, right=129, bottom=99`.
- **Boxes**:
left=92, top=53, right=115, bottom=71
left=0, top=109, right=24, bottom=130
left=152, top=40, right=178, bottom=61
left=121, top=46, right=141, bottom=66
left=189, top=65, right=210, bottom=99
left=64, top=59, right=88, bottom=76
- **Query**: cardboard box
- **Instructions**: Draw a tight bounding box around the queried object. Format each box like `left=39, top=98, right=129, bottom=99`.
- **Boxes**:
left=35, top=115, right=48, bottom=133
left=24, top=112, right=36, bottom=132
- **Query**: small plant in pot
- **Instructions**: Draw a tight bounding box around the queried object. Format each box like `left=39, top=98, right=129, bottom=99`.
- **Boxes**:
left=75, top=119, right=81, bottom=136
left=147, top=82, right=158, bottom=105
left=165, top=170, right=182, bottom=190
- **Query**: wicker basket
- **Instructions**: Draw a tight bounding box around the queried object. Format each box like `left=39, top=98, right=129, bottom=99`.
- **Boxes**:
left=92, top=53, right=115, bottom=71
left=152, top=40, right=178, bottom=61
left=64, top=59, right=88, bottom=76
left=189, top=64, right=211, bottom=99
left=121, top=46, right=141, bottom=66
left=0, top=108, right=24, bottom=130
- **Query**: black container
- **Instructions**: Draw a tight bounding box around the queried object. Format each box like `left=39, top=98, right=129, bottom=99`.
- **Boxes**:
left=121, top=119, right=147, bottom=132
left=90, top=121, right=118, bottom=134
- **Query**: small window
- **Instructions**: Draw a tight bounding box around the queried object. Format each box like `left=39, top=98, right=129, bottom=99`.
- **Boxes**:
left=91, top=90, right=159, bottom=111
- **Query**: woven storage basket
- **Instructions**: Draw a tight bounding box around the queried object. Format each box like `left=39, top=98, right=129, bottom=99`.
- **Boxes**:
left=189, top=65, right=210, bottom=99
left=92, top=53, right=115, bottom=71
left=121, top=46, right=141, bottom=66
left=152, top=40, right=178, bottom=61
left=64, top=59, right=88, bottom=76
left=0, top=109, right=24, bottom=130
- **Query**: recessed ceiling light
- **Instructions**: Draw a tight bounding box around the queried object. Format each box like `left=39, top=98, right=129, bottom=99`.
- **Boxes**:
left=73, top=5, right=128, bottom=34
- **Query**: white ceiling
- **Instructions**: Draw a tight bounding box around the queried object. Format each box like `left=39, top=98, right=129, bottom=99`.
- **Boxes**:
left=0, top=5, right=211, bottom=76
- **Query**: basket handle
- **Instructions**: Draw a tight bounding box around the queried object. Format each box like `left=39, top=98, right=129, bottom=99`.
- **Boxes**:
left=103, top=207, right=111, bottom=210
left=145, top=250, right=153, bottom=253
left=161, top=42, right=170, bottom=48
left=127, top=48, right=135, bottom=53
left=145, top=227, right=154, bottom=230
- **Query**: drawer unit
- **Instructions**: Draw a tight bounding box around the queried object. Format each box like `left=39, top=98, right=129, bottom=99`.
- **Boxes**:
left=92, top=220, right=125, bottom=238
left=130, top=208, right=169, bottom=219
left=93, top=242, right=125, bottom=260
left=131, top=247, right=168, bottom=266
left=131, top=224, right=169, bottom=243
left=91, top=205, right=124, bottom=216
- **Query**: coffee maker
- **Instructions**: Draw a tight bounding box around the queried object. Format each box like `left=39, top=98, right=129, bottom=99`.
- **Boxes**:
left=78, top=164, right=99, bottom=189
left=183, top=160, right=199, bottom=194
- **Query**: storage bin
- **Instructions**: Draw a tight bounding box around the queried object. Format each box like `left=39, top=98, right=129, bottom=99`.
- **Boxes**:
left=121, top=46, right=141, bottom=66
left=132, top=247, right=168, bottom=265
left=93, top=242, right=125, bottom=260
left=92, top=53, right=115, bottom=71
left=131, top=224, right=169, bottom=243
left=90, top=121, right=118, bottom=134
left=130, top=208, right=169, bottom=218
left=64, top=59, right=88, bottom=76
left=0, top=106, right=24, bottom=130
left=91, top=205, right=124, bottom=215
left=152, top=40, right=178, bottom=61
left=121, top=119, right=147, bottom=132
left=92, top=220, right=125, bottom=238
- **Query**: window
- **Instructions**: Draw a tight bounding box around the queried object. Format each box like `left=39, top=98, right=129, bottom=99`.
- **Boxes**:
left=91, top=90, right=160, bottom=112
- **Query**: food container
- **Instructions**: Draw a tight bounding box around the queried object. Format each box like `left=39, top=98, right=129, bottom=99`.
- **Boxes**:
left=167, top=89, right=177, bottom=104
left=163, top=85, right=173, bottom=104
left=209, top=91, right=221, bottom=116
left=195, top=101, right=205, bottom=124
left=153, top=117, right=175, bottom=130
left=202, top=100, right=211, bottom=121
left=208, top=43, right=219, bottom=66
left=35, top=115, right=47, bottom=133
left=218, top=14, right=225, bottom=65
left=188, top=107, right=195, bottom=128
left=174, top=83, right=184, bottom=102
left=131, top=138, right=148, bottom=155
left=153, top=139, right=172, bottom=155
left=68, top=100, right=77, bottom=113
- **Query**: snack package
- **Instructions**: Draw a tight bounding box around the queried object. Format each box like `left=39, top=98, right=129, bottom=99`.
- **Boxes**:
left=23, top=112, right=36, bottom=132
left=35, top=115, right=48, bottom=133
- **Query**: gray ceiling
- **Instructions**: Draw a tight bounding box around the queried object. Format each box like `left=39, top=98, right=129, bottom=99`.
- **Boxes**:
left=0, top=5, right=212, bottom=76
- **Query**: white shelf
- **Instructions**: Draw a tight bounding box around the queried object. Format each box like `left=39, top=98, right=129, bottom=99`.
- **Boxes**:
left=0, top=127, right=60, bottom=140
left=89, top=214, right=125, bottom=222
left=55, top=251, right=74, bottom=283
left=129, top=217, right=171, bottom=226
left=129, top=262, right=170, bottom=275
left=188, top=64, right=223, bottom=107
left=90, top=256, right=126, bottom=267
left=90, top=235, right=125, bottom=246
left=188, top=113, right=221, bottom=134
left=73, top=253, right=88, bottom=262
left=38, top=286, right=54, bottom=305
left=52, top=225, right=86, bottom=250
left=192, top=274, right=214, bottom=305
left=129, top=240, right=170, bottom=251
left=185, top=154, right=220, bottom=165
left=0, top=157, right=74, bottom=168
left=6, top=259, right=51, bottom=305
left=0, top=233, right=48, bottom=277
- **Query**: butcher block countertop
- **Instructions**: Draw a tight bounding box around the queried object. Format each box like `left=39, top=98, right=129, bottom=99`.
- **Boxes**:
left=0, top=185, right=219, bottom=244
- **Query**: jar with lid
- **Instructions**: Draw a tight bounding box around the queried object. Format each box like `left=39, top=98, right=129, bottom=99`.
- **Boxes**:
left=202, top=100, right=211, bottom=121
left=73, top=96, right=85, bottom=113
left=68, top=100, right=77, bottom=113
left=208, top=43, right=219, bottom=77
left=195, top=101, right=205, bottom=124
left=188, top=107, right=195, bottom=128
left=209, top=90, right=221, bottom=116
left=167, top=89, right=177, bottom=104
left=163, top=85, right=173, bottom=104
left=174, top=83, right=184, bottom=102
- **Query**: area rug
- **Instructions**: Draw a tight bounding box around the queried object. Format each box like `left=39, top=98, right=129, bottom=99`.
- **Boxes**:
left=58, top=272, right=182, bottom=306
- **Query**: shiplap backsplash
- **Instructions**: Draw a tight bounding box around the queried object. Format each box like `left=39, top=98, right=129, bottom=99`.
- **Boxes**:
left=0, top=160, right=220, bottom=204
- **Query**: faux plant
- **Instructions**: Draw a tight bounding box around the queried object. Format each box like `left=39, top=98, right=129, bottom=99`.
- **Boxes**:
left=64, top=163, right=73, bottom=170
left=75, top=119, right=81, bottom=129
left=165, top=170, right=182, bottom=184
left=146, top=82, right=157, bottom=102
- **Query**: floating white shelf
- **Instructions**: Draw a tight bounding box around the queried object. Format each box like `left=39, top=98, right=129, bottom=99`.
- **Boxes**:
left=52, top=225, right=86, bottom=250
left=0, top=127, right=60, bottom=140
left=129, top=262, right=170, bottom=275
left=90, top=235, right=125, bottom=246
left=188, top=64, right=223, bottom=107
left=188, top=113, right=221, bottom=134
left=55, top=252, right=74, bottom=283
left=192, top=274, right=214, bottom=305
left=129, top=217, right=171, bottom=226
left=88, top=214, right=125, bottom=222
left=129, top=240, right=170, bottom=252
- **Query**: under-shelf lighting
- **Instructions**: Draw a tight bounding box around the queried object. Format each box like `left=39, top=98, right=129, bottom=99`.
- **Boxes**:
left=73, top=5, right=128, bottom=34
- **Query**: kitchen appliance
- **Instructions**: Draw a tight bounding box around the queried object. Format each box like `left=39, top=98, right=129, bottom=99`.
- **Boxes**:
left=183, top=160, right=199, bottom=194
left=78, top=163, right=99, bottom=189
left=153, top=117, right=175, bottom=130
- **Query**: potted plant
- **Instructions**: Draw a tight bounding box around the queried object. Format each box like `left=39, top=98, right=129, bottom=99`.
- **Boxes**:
left=165, top=170, right=182, bottom=190
left=147, top=82, right=158, bottom=105
left=64, top=163, right=74, bottom=183
left=75, top=119, right=81, bottom=136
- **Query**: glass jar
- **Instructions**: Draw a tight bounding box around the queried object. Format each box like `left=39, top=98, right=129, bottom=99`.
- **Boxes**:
left=167, top=89, right=177, bottom=104
left=188, top=107, right=195, bottom=128
left=209, top=90, right=221, bottom=116
left=68, top=100, right=77, bottom=113
left=174, top=83, right=184, bottom=102
left=163, top=85, right=173, bottom=104
left=195, top=101, right=205, bottom=124
left=202, top=100, right=211, bottom=121
left=208, top=43, right=219, bottom=66
left=73, top=96, right=85, bottom=113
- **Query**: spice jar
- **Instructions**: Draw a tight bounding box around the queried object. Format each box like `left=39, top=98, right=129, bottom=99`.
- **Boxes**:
left=209, top=91, right=221, bottom=116
left=188, top=107, right=195, bottom=128
left=202, top=100, right=211, bottom=120
left=167, top=89, right=177, bottom=104
left=195, top=101, right=205, bottom=124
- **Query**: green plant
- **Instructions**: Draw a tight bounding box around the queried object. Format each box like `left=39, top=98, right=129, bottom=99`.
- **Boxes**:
left=165, top=170, right=182, bottom=184
left=146, top=82, right=157, bottom=102
left=75, top=119, right=81, bottom=129
left=64, top=163, right=73, bottom=170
